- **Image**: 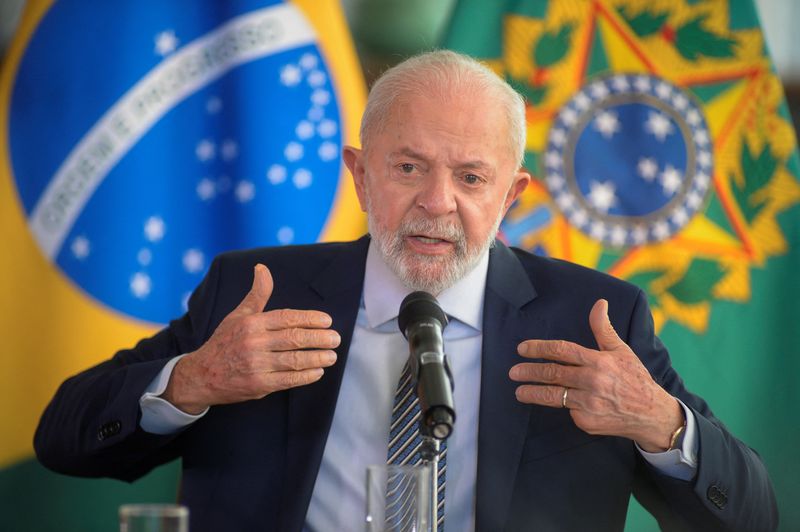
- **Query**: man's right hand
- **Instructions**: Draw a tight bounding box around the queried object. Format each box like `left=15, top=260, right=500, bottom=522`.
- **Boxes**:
left=161, top=263, right=340, bottom=414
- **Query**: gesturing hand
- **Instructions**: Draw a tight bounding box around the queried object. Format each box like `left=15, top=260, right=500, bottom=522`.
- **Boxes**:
left=509, top=299, right=683, bottom=452
left=162, top=264, right=340, bottom=414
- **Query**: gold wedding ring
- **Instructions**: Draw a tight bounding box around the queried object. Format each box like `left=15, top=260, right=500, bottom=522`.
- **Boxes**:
left=561, top=387, right=569, bottom=409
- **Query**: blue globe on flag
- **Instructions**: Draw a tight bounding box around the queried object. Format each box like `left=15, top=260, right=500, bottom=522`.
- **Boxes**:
left=8, top=0, right=351, bottom=324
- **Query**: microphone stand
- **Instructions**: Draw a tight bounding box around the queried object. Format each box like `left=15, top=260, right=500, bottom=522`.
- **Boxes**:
left=419, top=435, right=441, bottom=532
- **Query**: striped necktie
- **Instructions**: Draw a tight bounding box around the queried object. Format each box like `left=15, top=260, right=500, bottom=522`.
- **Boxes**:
left=387, top=362, right=446, bottom=530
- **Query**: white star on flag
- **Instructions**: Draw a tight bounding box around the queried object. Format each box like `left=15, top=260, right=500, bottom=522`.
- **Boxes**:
left=587, top=180, right=618, bottom=213
left=195, top=139, right=215, bottom=162
left=687, top=191, right=704, bottom=209
left=299, top=53, right=318, bottom=70
left=293, top=169, right=313, bottom=189
left=660, top=165, right=683, bottom=195
left=672, top=93, right=689, bottom=110
left=561, top=108, right=579, bottom=126
left=196, top=177, right=216, bottom=201
left=182, top=249, right=205, bottom=274
left=698, top=150, right=712, bottom=168
left=593, top=110, right=621, bottom=139
left=545, top=150, right=562, bottom=168
left=280, top=64, right=302, bottom=87
left=671, top=207, right=690, bottom=225
left=144, top=216, right=165, bottom=242
left=317, top=119, right=337, bottom=138
left=221, top=139, right=239, bottom=161
left=277, top=226, right=295, bottom=245
left=318, top=142, right=338, bottom=161
left=589, top=82, right=610, bottom=99
left=235, top=180, right=256, bottom=203
left=653, top=221, right=671, bottom=240
left=556, top=193, right=575, bottom=210
left=206, top=97, right=222, bottom=114
left=631, top=225, right=648, bottom=244
left=307, top=107, right=325, bottom=122
left=687, top=109, right=702, bottom=126
left=610, top=226, right=628, bottom=247
left=311, top=89, right=331, bottom=106
left=154, top=30, right=178, bottom=56
left=655, top=82, right=672, bottom=99
left=546, top=173, right=565, bottom=190
left=137, top=248, right=152, bottom=266
left=644, top=111, right=674, bottom=142
left=572, top=208, right=589, bottom=227
left=284, top=142, right=304, bottom=161
left=634, top=76, right=651, bottom=92
left=267, top=164, right=287, bottom=185
left=307, top=70, right=327, bottom=87
left=574, top=92, right=591, bottom=110
left=589, top=220, right=607, bottom=240
left=637, top=157, right=659, bottom=181
left=296, top=121, right=314, bottom=140
left=71, top=236, right=90, bottom=259
left=550, top=127, right=567, bottom=146
left=130, top=272, right=152, bottom=299
left=612, top=77, right=630, bottom=92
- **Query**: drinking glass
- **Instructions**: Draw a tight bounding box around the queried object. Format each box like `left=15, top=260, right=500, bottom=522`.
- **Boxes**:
left=119, top=503, right=188, bottom=532
left=365, top=464, right=431, bottom=532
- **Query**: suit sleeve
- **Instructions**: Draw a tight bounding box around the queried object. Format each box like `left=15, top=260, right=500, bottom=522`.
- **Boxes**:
left=33, top=256, right=224, bottom=482
left=625, top=289, right=778, bottom=532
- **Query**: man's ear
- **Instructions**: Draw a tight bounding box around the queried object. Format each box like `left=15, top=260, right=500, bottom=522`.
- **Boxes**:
left=502, top=170, right=531, bottom=216
left=343, top=145, right=367, bottom=212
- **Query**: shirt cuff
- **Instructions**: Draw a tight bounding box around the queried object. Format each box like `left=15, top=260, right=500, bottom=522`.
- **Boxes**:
left=636, top=398, right=698, bottom=481
left=139, top=354, right=209, bottom=435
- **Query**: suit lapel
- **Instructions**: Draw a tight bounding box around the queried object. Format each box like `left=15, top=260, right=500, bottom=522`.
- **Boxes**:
left=475, top=242, right=546, bottom=532
left=278, top=237, right=369, bottom=532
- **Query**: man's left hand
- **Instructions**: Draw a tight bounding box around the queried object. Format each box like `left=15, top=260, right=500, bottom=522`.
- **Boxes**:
left=510, top=299, right=683, bottom=452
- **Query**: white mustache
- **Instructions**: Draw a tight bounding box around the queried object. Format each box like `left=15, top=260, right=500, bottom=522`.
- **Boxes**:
left=396, top=218, right=466, bottom=249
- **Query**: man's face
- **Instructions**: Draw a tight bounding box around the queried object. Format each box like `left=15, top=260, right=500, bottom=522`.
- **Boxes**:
left=344, top=91, right=530, bottom=294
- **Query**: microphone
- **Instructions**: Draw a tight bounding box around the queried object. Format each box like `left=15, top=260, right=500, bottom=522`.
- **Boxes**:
left=398, top=291, right=455, bottom=440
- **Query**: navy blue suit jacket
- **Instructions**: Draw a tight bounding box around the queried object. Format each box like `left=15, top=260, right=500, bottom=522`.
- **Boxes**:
left=35, top=236, right=777, bottom=531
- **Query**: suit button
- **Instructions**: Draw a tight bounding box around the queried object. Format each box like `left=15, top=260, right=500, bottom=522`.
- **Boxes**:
left=707, top=484, right=728, bottom=509
left=97, top=421, right=121, bottom=441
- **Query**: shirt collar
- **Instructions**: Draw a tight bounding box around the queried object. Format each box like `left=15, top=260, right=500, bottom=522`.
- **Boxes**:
left=363, top=239, right=488, bottom=331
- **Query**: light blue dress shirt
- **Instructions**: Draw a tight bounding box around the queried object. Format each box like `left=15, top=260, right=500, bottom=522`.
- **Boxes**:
left=140, top=240, right=698, bottom=531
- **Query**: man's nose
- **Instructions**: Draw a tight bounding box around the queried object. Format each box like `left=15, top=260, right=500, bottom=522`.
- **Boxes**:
left=415, top=172, right=457, bottom=216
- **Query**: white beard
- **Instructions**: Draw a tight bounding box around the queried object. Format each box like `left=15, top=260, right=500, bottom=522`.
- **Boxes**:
left=366, top=193, right=503, bottom=295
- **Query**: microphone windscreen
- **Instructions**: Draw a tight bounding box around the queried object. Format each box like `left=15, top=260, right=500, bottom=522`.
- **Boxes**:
left=398, top=291, right=448, bottom=338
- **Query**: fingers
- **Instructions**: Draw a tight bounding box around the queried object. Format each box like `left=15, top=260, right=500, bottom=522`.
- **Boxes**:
left=515, top=383, right=584, bottom=409
left=270, top=367, right=327, bottom=390
left=516, top=338, right=588, bottom=365
left=589, top=299, right=626, bottom=351
left=234, top=264, right=274, bottom=315
left=258, top=308, right=333, bottom=330
left=263, top=328, right=341, bottom=351
left=509, top=361, right=587, bottom=389
left=268, top=349, right=338, bottom=372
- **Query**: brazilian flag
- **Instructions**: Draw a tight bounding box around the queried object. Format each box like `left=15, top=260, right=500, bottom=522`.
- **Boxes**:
left=445, top=0, right=800, bottom=530
left=0, top=0, right=365, bottom=530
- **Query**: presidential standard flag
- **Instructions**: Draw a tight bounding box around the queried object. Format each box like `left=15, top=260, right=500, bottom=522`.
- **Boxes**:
left=0, top=0, right=365, bottom=529
left=444, top=0, right=799, bottom=530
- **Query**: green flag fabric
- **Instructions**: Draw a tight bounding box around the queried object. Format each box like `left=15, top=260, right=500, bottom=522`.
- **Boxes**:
left=445, top=0, right=799, bottom=530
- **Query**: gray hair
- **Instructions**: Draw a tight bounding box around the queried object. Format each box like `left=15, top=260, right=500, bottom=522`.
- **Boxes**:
left=360, top=50, right=527, bottom=168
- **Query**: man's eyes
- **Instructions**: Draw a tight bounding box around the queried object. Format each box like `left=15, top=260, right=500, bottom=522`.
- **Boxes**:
left=462, top=173, right=483, bottom=185
left=399, top=163, right=416, bottom=174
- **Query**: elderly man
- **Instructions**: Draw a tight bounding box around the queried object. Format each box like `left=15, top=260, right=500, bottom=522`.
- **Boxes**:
left=36, top=50, right=776, bottom=531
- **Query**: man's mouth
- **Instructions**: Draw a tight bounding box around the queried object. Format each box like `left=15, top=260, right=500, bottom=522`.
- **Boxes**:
left=412, top=235, right=451, bottom=244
